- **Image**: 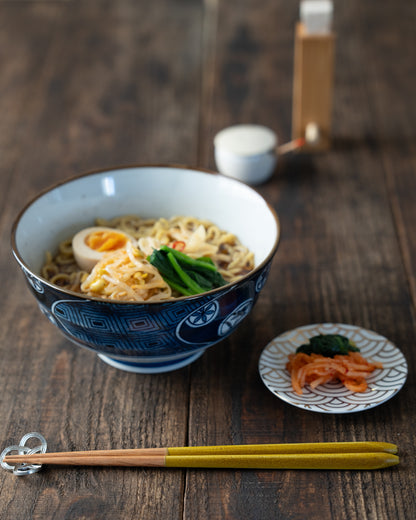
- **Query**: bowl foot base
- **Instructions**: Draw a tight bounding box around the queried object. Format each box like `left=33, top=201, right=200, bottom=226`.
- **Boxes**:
left=97, top=350, right=205, bottom=373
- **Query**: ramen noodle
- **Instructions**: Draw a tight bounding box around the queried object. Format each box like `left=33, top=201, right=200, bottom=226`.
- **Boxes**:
left=41, top=215, right=255, bottom=302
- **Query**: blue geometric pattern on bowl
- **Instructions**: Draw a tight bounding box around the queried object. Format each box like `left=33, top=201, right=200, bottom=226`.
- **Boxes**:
left=21, top=261, right=271, bottom=359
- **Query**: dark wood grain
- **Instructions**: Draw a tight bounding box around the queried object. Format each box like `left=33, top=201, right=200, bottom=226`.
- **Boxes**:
left=0, top=1, right=201, bottom=519
left=190, top=0, right=416, bottom=519
left=0, top=0, right=415, bottom=519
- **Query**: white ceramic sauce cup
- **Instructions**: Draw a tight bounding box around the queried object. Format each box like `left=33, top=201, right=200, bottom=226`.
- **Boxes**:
left=214, top=125, right=278, bottom=185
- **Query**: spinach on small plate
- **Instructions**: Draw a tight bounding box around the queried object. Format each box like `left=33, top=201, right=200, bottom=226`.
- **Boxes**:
left=296, top=334, right=360, bottom=357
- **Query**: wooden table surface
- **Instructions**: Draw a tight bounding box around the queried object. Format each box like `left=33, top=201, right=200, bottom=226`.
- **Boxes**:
left=1, top=1, right=415, bottom=518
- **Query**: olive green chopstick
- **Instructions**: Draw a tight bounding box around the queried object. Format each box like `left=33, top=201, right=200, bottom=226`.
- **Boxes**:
left=4, top=442, right=399, bottom=470
left=166, top=441, right=398, bottom=455
left=4, top=453, right=399, bottom=470
left=5, top=441, right=398, bottom=459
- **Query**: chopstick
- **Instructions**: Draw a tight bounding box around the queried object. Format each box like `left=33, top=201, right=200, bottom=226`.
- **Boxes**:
left=3, top=453, right=399, bottom=470
left=4, top=442, right=399, bottom=470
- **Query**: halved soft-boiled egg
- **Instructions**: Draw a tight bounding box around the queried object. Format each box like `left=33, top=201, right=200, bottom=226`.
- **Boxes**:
left=72, top=226, right=135, bottom=272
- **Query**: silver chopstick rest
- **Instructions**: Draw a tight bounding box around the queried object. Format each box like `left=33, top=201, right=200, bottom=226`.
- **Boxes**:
left=1, top=432, right=47, bottom=476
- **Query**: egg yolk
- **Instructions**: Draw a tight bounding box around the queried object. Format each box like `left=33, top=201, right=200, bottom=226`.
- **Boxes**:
left=85, top=230, right=129, bottom=252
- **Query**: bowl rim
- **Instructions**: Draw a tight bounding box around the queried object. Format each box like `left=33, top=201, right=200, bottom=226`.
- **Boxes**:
left=11, top=163, right=281, bottom=305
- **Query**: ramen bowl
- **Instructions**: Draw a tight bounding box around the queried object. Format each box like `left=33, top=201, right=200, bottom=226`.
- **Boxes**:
left=11, top=165, right=280, bottom=373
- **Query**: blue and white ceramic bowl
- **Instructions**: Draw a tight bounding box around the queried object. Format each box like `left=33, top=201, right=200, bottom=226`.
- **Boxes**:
left=11, top=166, right=280, bottom=373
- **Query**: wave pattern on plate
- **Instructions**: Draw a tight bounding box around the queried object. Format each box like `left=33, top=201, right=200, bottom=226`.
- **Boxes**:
left=258, top=323, right=408, bottom=414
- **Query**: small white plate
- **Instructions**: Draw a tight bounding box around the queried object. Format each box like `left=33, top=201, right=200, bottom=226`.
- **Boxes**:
left=259, top=323, right=408, bottom=414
